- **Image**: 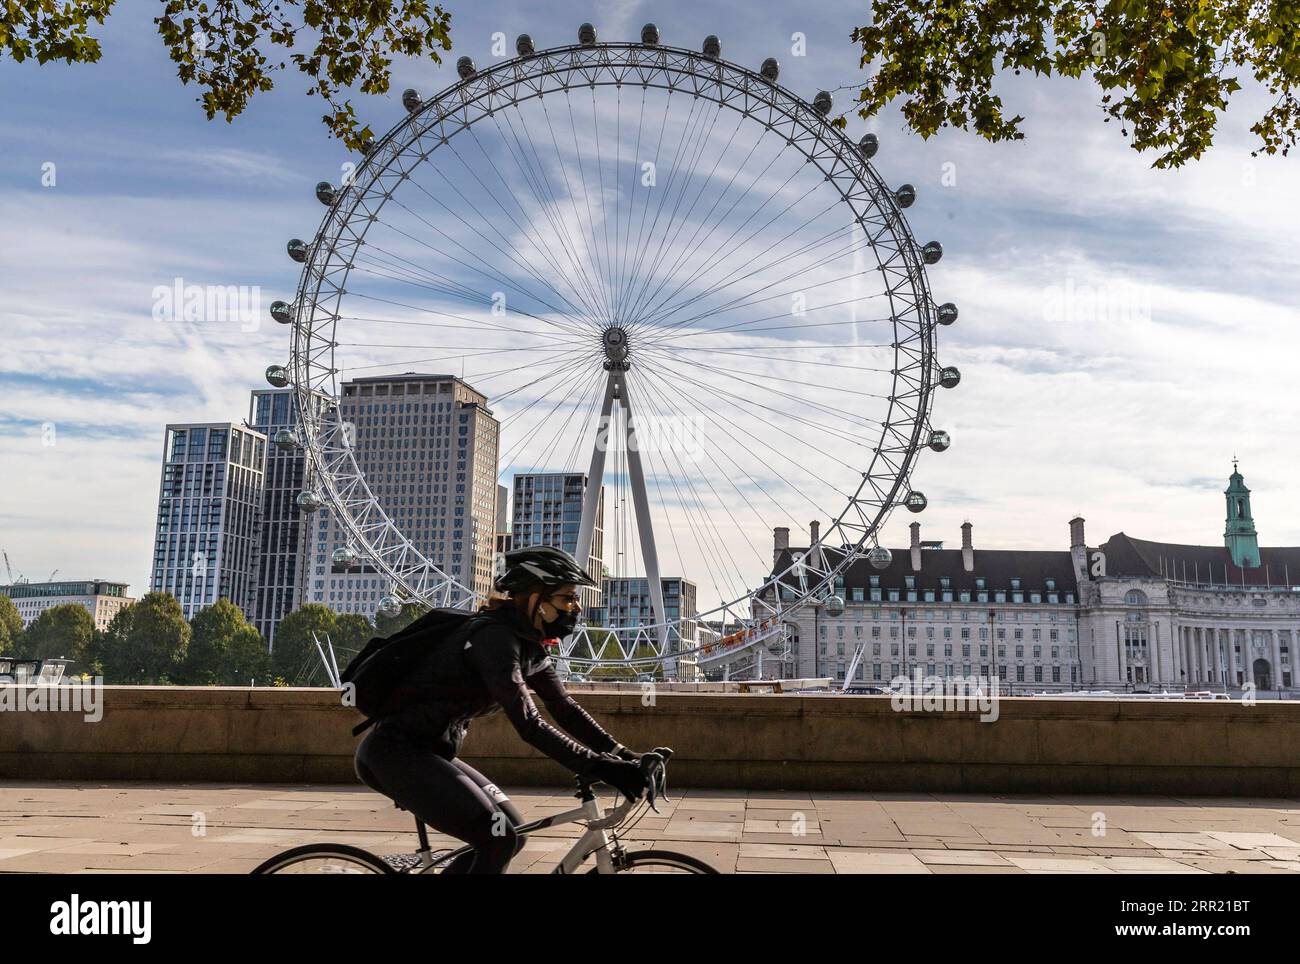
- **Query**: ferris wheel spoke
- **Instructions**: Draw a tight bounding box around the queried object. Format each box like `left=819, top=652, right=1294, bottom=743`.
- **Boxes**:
left=562, top=91, right=618, bottom=321
left=617, top=96, right=731, bottom=328
left=618, top=100, right=737, bottom=327
left=353, top=224, right=592, bottom=340
left=376, top=200, right=591, bottom=331
left=612, top=86, right=676, bottom=327
left=624, top=163, right=817, bottom=335
left=534, top=96, right=614, bottom=323
left=633, top=213, right=878, bottom=342
left=344, top=265, right=591, bottom=353
left=498, top=363, right=605, bottom=480
left=637, top=261, right=888, bottom=348
left=615, top=90, right=714, bottom=325
left=491, top=107, right=615, bottom=326
left=633, top=202, right=859, bottom=336
left=628, top=363, right=805, bottom=539
left=632, top=361, right=833, bottom=529
left=342, top=286, right=585, bottom=347
left=639, top=349, right=868, bottom=475
left=628, top=143, right=829, bottom=335
left=448, top=120, right=612, bottom=325
left=638, top=342, right=893, bottom=403
left=628, top=370, right=762, bottom=598
left=404, top=158, right=602, bottom=328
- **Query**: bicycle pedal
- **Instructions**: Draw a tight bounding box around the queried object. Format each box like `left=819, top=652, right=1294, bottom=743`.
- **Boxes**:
left=381, top=852, right=426, bottom=872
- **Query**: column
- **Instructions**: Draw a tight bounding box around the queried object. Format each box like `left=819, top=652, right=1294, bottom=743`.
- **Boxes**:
left=1172, top=624, right=1183, bottom=686
left=1225, top=628, right=1237, bottom=688
left=1271, top=629, right=1283, bottom=691
left=1213, top=627, right=1225, bottom=685
left=1150, top=622, right=1162, bottom=685
left=1115, top=620, right=1126, bottom=686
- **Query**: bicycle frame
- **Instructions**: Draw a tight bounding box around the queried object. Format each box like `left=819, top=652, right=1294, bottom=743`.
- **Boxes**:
left=418, top=782, right=640, bottom=874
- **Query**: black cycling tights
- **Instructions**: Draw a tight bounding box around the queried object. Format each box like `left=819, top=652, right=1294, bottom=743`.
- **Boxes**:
left=355, top=728, right=526, bottom=874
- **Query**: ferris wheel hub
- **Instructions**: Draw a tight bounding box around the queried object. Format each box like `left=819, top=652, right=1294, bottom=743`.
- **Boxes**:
left=601, top=324, right=631, bottom=371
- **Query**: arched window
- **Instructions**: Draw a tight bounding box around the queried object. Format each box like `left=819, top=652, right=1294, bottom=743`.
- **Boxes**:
left=1124, top=589, right=1148, bottom=606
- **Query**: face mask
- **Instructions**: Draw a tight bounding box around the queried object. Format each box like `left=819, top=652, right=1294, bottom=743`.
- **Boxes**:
left=541, top=608, right=579, bottom=638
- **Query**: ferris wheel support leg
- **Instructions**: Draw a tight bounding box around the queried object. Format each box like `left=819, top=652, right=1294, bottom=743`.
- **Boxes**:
left=617, top=379, right=672, bottom=675
left=576, top=373, right=617, bottom=582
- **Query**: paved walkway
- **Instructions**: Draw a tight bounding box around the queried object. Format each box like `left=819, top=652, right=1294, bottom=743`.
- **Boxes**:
left=2, top=782, right=1300, bottom=873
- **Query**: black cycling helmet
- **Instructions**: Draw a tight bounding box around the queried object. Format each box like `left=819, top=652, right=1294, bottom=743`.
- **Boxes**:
left=495, top=545, right=598, bottom=594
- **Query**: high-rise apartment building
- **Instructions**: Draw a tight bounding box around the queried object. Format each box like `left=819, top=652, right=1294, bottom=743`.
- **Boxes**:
left=510, top=472, right=605, bottom=611
left=150, top=423, right=265, bottom=621
left=248, top=388, right=315, bottom=647
left=309, top=374, right=500, bottom=616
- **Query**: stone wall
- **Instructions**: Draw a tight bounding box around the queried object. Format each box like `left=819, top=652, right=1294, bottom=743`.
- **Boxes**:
left=2, top=686, right=1298, bottom=795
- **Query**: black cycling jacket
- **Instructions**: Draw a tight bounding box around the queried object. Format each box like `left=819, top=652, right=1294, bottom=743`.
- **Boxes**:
left=373, top=604, right=617, bottom=774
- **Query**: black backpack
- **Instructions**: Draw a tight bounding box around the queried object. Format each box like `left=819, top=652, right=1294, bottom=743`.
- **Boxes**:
left=340, top=607, right=485, bottom=736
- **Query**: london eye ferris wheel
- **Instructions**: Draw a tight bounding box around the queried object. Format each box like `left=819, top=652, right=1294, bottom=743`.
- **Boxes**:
left=265, top=23, right=962, bottom=676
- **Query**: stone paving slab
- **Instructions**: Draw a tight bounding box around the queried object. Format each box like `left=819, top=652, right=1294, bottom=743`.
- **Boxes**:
left=0, top=782, right=1298, bottom=874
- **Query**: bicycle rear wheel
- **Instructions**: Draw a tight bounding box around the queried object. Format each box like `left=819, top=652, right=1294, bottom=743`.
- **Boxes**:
left=251, top=843, right=395, bottom=874
left=589, top=850, right=720, bottom=874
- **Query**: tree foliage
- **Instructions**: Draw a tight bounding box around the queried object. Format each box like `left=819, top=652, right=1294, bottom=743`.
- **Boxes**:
left=846, top=0, right=1299, bottom=167
left=181, top=597, right=271, bottom=684
left=100, top=591, right=190, bottom=683
left=272, top=602, right=342, bottom=685
left=0, top=594, right=22, bottom=654
left=18, top=603, right=96, bottom=670
left=2, top=1, right=453, bottom=150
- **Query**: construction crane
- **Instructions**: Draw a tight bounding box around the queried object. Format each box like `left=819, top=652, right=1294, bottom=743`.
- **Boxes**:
left=45, top=569, right=59, bottom=583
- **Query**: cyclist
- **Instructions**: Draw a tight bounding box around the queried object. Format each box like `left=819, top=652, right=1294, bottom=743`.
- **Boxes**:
left=354, top=545, right=652, bottom=874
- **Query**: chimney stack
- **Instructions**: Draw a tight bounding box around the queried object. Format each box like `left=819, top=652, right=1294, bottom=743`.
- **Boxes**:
left=961, top=521, right=974, bottom=573
left=1069, top=516, right=1087, bottom=582
left=910, top=522, right=922, bottom=572
left=809, top=520, right=820, bottom=546
left=773, top=527, right=789, bottom=568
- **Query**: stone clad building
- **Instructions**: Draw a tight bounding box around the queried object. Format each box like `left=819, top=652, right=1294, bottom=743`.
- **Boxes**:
left=763, top=465, right=1299, bottom=693
left=1074, top=464, right=1299, bottom=691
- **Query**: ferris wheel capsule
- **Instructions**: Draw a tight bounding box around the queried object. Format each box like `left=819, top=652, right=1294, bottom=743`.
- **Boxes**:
left=402, top=88, right=422, bottom=113
left=315, top=181, right=337, bottom=206
left=939, top=366, right=962, bottom=389
left=702, top=35, right=721, bottom=58
left=936, top=302, right=959, bottom=325
left=377, top=595, right=402, bottom=618
left=296, top=489, right=323, bottom=512
left=905, top=491, right=928, bottom=513
left=516, top=34, right=535, bottom=56
left=858, top=133, right=879, bottom=158
left=928, top=430, right=952, bottom=452
left=287, top=239, right=309, bottom=263
left=273, top=429, right=299, bottom=450
left=269, top=300, right=292, bottom=325
left=578, top=23, right=597, bottom=46
left=868, top=546, right=892, bottom=570
left=332, top=546, right=359, bottom=569
left=922, top=241, right=944, bottom=264
left=265, top=365, right=289, bottom=388
left=457, top=56, right=477, bottom=79
left=825, top=594, right=845, bottom=616
left=895, top=184, right=916, bottom=208
left=641, top=23, right=661, bottom=45
left=760, top=58, right=779, bottom=82
left=813, top=90, right=832, bottom=115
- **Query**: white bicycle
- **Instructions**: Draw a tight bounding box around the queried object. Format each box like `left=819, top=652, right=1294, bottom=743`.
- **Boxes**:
left=251, top=749, right=717, bottom=875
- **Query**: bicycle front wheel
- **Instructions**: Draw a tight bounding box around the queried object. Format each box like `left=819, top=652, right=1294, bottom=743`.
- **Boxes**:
left=589, top=850, right=720, bottom=874
left=251, top=843, right=395, bottom=874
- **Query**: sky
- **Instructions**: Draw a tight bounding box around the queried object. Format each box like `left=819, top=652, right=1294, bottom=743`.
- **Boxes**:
left=1, top=0, right=1297, bottom=615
